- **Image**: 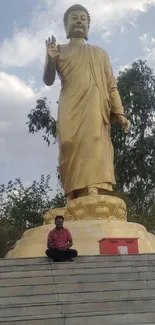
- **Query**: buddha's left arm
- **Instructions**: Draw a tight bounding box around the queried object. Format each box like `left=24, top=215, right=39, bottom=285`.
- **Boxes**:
left=104, top=52, right=124, bottom=115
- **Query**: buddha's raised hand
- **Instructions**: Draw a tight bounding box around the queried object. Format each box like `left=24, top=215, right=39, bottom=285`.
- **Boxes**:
left=46, top=35, right=60, bottom=62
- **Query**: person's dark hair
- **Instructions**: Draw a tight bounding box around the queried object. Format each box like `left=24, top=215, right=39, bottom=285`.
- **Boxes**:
left=55, top=215, right=64, bottom=222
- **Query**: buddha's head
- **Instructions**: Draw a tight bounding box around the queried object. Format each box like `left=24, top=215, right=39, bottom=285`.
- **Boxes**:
left=64, top=4, right=90, bottom=41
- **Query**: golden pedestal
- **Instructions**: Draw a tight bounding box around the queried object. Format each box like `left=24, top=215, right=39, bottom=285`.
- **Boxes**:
left=6, top=196, right=155, bottom=258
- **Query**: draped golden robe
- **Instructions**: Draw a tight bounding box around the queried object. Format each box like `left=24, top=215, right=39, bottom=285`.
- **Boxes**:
left=56, top=43, right=124, bottom=195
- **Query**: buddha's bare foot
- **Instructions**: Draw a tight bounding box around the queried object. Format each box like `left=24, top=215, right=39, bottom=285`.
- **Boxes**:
left=88, top=187, right=98, bottom=196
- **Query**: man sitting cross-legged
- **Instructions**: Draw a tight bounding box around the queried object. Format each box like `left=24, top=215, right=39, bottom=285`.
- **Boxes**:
left=46, top=215, right=78, bottom=262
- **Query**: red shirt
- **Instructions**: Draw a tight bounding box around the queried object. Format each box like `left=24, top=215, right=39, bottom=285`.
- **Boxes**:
left=47, top=227, right=72, bottom=249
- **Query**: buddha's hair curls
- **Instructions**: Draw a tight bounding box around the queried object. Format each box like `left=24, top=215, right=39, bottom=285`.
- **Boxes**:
left=63, top=4, right=91, bottom=30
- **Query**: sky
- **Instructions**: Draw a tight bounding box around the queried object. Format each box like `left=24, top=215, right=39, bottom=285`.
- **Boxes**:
left=0, top=0, right=155, bottom=195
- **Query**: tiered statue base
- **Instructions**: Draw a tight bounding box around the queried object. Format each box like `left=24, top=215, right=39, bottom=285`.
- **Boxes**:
left=6, top=195, right=155, bottom=258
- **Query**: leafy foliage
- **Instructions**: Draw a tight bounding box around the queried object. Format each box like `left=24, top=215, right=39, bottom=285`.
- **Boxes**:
left=112, top=60, right=155, bottom=219
left=0, top=175, right=53, bottom=231
left=27, top=97, right=56, bottom=145
left=0, top=218, right=21, bottom=258
left=51, top=192, right=66, bottom=208
left=0, top=175, right=65, bottom=257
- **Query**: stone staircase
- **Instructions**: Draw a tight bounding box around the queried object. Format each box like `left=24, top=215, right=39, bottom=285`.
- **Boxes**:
left=0, top=254, right=155, bottom=324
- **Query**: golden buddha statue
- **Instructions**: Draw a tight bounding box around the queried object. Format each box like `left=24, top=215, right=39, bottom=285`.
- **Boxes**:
left=43, top=4, right=130, bottom=202
left=6, top=5, right=155, bottom=258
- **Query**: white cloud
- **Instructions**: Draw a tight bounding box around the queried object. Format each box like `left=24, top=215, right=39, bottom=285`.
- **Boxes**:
left=114, top=63, right=132, bottom=77
left=0, top=72, right=34, bottom=98
left=0, top=71, right=60, bottom=192
left=140, top=33, right=155, bottom=51
left=139, top=33, right=155, bottom=70
left=0, top=0, right=155, bottom=68
left=0, top=29, right=45, bottom=68
left=144, top=47, right=155, bottom=71
left=0, top=72, right=35, bottom=133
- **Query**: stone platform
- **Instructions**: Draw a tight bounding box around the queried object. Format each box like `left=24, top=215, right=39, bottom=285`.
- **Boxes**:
left=6, top=195, right=155, bottom=258
left=6, top=219, right=155, bottom=258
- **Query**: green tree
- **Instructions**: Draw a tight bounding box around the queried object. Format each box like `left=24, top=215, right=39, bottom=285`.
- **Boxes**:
left=27, top=97, right=56, bottom=145
left=112, top=60, right=155, bottom=217
left=0, top=218, right=21, bottom=258
left=51, top=192, right=66, bottom=208
left=0, top=175, right=53, bottom=232
left=0, top=175, right=66, bottom=257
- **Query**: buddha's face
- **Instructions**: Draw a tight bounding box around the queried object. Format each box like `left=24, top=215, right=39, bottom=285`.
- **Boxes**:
left=66, top=10, right=89, bottom=40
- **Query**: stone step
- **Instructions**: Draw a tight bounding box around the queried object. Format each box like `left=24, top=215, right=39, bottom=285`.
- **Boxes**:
left=1, top=298, right=155, bottom=318
left=1, top=311, right=155, bottom=325
left=1, top=265, right=155, bottom=279
left=65, top=311, right=155, bottom=325
left=0, top=257, right=48, bottom=266
left=0, top=269, right=52, bottom=279
left=1, top=254, right=155, bottom=266
left=1, top=270, right=155, bottom=287
left=1, top=255, right=155, bottom=324
left=48, top=271, right=155, bottom=283
left=1, top=279, right=155, bottom=297
left=1, top=288, right=155, bottom=306
left=1, top=259, right=155, bottom=272
left=1, top=310, right=155, bottom=325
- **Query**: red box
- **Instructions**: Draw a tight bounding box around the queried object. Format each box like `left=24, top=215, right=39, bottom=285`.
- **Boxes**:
left=98, top=238, right=139, bottom=255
